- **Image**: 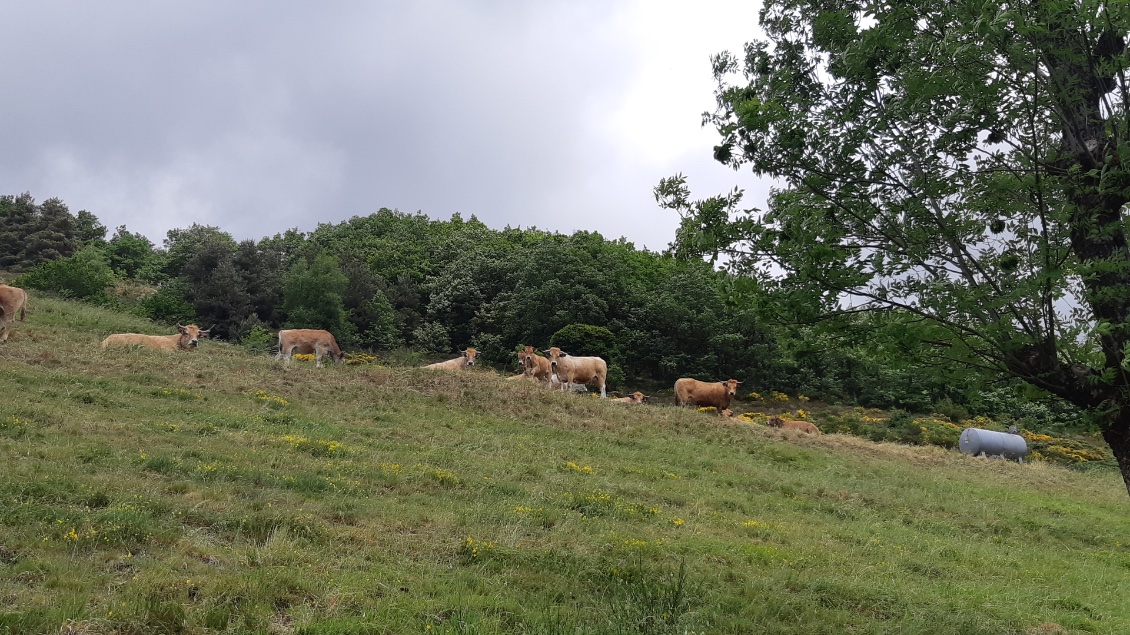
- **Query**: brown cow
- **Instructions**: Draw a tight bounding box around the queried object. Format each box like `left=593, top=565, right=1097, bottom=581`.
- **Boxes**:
left=767, top=416, right=820, bottom=435
left=610, top=391, right=649, bottom=404
left=101, top=324, right=211, bottom=351
left=0, top=285, right=28, bottom=342
left=674, top=377, right=742, bottom=415
left=276, top=329, right=345, bottom=368
left=545, top=347, right=608, bottom=397
left=423, top=348, right=479, bottom=370
left=517, top=345, right=553, bottom=382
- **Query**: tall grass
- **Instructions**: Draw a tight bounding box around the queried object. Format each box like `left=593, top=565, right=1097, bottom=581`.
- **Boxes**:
left=0, top=297, right=1127, bottom=634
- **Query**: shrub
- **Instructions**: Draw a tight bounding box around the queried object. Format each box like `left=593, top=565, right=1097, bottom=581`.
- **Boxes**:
left=412, top=321, right=451, bottom=354
left=241, top=324, right=276, bottom=354
left=933, top=398, right=970, bottom=424
left=138, top=283, right=196, bottom=325
left=550, top=324, right=618, bottom=362
left=17, top=245, right=114, bottom=301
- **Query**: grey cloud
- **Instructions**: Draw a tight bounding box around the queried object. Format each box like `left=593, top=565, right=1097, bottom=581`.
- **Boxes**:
left=1, top=1, right=745, bottom=251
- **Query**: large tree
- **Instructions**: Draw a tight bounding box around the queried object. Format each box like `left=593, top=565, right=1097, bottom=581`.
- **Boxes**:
left=659, top=0, right=1130, bottom=494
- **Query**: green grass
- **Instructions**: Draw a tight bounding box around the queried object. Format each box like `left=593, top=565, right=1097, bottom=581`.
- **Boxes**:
left=1, top=297, right=1128, bottom=634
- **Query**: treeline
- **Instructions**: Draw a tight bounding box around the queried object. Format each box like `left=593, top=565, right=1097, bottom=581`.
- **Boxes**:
left=1, top=191, right=1076, bottom=424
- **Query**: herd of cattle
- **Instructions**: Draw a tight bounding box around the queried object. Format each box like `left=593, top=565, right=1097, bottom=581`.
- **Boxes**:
left=0, top=284, right=819, bottom=433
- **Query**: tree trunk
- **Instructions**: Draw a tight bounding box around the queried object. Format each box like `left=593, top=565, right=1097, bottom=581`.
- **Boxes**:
left=1039, top=10, right=1130, bottom=497
left=1101, top=417, right=1130, bottom=497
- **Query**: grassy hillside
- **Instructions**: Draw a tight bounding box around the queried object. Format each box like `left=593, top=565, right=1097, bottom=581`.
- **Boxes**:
left=1, top=297, right=1128, bottom=635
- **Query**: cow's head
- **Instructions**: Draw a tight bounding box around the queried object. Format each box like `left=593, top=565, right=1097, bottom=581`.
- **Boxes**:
left=721, top=378, right=742, bottom=396
left=545, top=346, right=565, bottom=371
left=766, top=416, right=783, bottom=428
left=462, top=348, right=479, bottom=366
left=176, top=324, right=210, bottom=349
left=519, top=345, right=539, bottom=370
left=630, top=391, right=649, bottom=403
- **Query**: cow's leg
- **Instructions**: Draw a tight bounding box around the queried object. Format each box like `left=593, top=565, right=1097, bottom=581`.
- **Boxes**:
left=315, top=345, right=325, bottom=368
left=599, top=382, right=606, bottom=398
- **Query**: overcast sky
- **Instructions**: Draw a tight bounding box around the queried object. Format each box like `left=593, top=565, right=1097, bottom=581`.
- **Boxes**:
left=0, top=1, right=771, bottom=252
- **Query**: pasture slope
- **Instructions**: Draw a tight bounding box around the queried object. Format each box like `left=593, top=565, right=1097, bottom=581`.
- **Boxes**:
left=1, top=296, right=1128, bottom=635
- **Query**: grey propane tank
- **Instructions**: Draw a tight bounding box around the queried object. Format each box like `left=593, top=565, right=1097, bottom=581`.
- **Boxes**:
left=959, top=427, right=1028, bottom=462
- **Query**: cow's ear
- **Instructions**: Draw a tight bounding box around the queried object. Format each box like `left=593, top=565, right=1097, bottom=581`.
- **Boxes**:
left=460, top=350, right=468, bottom=357
left=177, top=324, right=187, bottom=333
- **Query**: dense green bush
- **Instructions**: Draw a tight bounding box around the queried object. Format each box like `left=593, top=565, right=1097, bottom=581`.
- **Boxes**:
left=138, top=283, right=197, bottom=325
left=550, top=324, right=618, bottom=360
left=241, top=324, right=277, bottom=354
left=17, top=245, right=114, bottom=300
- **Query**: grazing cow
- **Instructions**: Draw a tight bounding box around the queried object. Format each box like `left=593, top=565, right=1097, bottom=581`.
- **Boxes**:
left=101, top=324, right=211, bottom=351
left=545, top=347, right=607, bottom=397
left=0, top=285, right=28, bottom=342
left=610, top=391, right=649, bottom=404
left=423, top=347, right=479, bottom=370
left=275, top=329, right=345, bottom=368
left=517, top=345, right=553, bottom=382
left=674, top=377, right=742, bottom=415
left=767, top=416, right=820, bottom=435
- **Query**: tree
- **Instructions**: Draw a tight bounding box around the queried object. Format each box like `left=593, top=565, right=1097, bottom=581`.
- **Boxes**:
left=282, top=254, right=350, bottom=337
left=21, top=197, right=78, bottom=267
left=660, top=0, right=1130, bottom=493
left=0, top=193, right=38, bottom=270
left=162, top=224, right=237, bottom=279
left=104, top=226, right=157, bottom=279
left=74, top=210, right=107, bottom=245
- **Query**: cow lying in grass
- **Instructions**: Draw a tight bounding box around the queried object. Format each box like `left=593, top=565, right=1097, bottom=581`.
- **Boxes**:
left=610, top=391, right=649, bottom=404
left=767, top=416, right=820, bottom=435
left=424, top=348, right=479, bottom=370
left=101, top=324, right=211, bottom=351
left=674, top=378, right=742, bottom=416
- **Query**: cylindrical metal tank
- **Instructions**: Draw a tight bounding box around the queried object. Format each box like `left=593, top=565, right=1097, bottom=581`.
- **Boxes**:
left=959, top=428, right=1028, bottom=461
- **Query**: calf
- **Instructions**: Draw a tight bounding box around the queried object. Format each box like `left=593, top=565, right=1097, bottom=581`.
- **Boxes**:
left=517, top=345, right=553, bottom=382
left=545, top=347, right=607, bottom=397
left=276, top=329, right=345, bottom=367
left=610, top=391, right=649, bottom=404
left=674, top=377, right=742, bottom=415
left=0, top=285, right=28, bottom=342
left=424, top=348, right=479, bottom=370
left=767, top=416, right=820, bottom=435
left=102, top=324, right=211, bottom=351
